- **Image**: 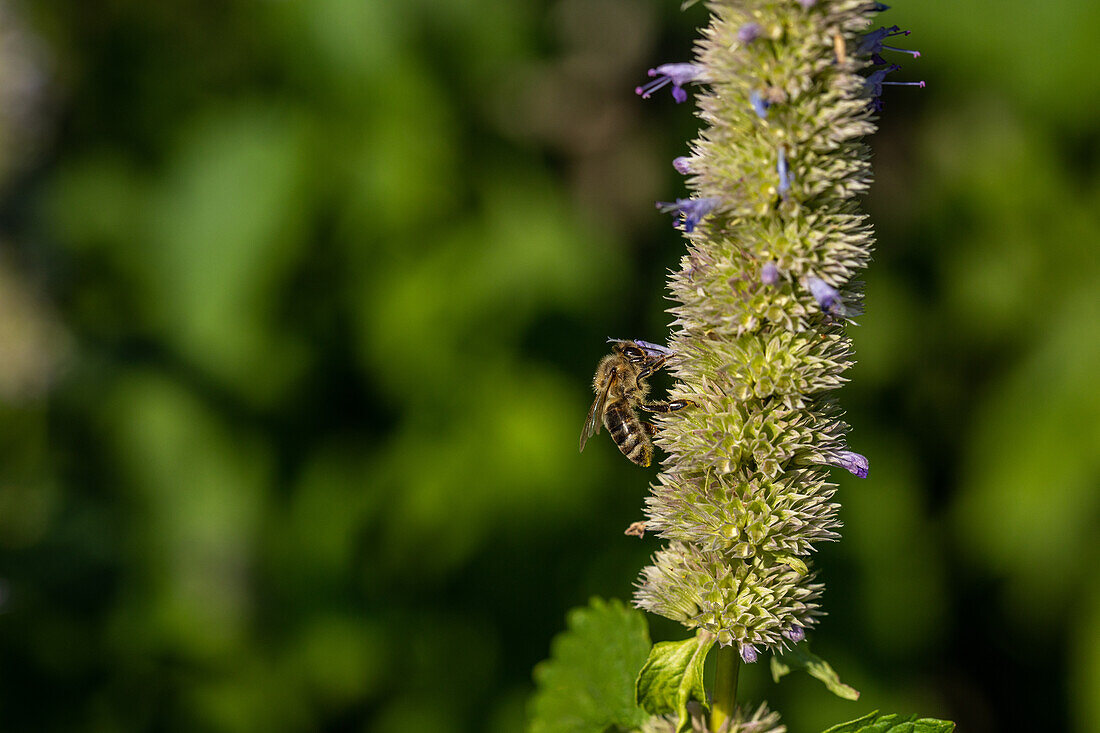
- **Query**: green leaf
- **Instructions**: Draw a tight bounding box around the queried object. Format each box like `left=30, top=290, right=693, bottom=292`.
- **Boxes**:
left=529, top=598, right=651, bottom=733
left=821, top=710, right=956, bottom=733
left=635, top=630, right=716, bottom=733
left=770, top=645, right=860, bottom=701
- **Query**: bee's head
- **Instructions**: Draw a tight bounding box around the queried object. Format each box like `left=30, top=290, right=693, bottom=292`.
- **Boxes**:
left=608, top=338, right=671, bottom=364
left=608, top=339, right=648, bottom=364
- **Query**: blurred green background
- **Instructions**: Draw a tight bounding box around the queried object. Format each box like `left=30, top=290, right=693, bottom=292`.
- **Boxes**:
left=0, top=0, right=1096, bottom=731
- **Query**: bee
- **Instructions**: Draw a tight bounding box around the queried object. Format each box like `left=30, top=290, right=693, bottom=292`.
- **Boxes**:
left=579, top=338, right=694, bottom=467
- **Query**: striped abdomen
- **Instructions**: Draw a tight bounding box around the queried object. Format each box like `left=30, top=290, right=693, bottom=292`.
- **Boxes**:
left=604, top=400, right=652, bottom=467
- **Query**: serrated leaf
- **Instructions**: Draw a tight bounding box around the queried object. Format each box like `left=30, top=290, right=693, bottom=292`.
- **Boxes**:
left=530, top=598, right=651, bottom=733
left=821, top=711, right=879, bottom=732
left=635, top=630, right=715, bottom=733
left=821, top=711, right=956, bottom=733
left=770, top=645, right=860, bottom=701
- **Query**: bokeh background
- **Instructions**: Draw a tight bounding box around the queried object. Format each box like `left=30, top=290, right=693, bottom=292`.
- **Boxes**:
left=0, top=0, right=1096, bottom=731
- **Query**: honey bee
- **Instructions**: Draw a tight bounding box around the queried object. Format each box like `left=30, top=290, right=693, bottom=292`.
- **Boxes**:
left=579, top=338, right=694, bottom=467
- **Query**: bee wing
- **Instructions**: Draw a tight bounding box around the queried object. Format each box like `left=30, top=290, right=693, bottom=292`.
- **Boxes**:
left=580, top=369, right=616, bottom=452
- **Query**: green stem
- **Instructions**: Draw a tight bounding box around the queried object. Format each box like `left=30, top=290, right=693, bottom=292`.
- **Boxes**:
left=710, top=645, right=740, bottom=732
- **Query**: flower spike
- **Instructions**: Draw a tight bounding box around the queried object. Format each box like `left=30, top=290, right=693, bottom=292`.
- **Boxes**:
left=632, top=0, right=894, bottom=688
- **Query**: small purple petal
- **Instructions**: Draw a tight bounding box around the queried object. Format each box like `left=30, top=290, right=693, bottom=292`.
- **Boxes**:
left=869, top=68, right=927, bottom=111
left=633, top=339, right=674, bottom=357
left=857, top=26, right=902, bottom=56
left=672, top=156, right=693, bottom=175
left=653, top=63, right=703, bottom=86
left=777, top=148, right=791, bottom=196
left=832, top=450, right=869, bottom=478
left=864, top=64, right=900, bottom=97
left=738, top=23, right=761, bottom=44
left=750, top=90, right=770, bottom=119
left=783, top=625, right=805, bottom=643
left=807, top=277, right=844, bottom=316
left=635, top=63, right=704, bottom=103
left=859, top=26, right=921, bottom=62
left=873, top=2, right=891, bottom=10
left=656, top=197, right=720, bottom=233
left=760, top=262, right=779, bottom=286
left=797, top=0, right=817, bottom=8
left=740, top=644, right=759, bottom=664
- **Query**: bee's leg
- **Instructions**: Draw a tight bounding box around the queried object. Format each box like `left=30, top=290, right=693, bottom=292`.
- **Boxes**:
left=635, top=355, right=669, bottom=380
left=640, top=398, right=696, bottom=413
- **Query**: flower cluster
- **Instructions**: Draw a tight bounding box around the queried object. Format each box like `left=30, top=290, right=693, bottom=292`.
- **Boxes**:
left=630, top=0, right=908, bottom=673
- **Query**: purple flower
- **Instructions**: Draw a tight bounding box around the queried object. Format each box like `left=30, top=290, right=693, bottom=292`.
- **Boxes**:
left=858, top=25, right=921, bottom=65
left=864, top=64, right=925, bottom=110
left=760, top=262, right=779, bottom=286
left=797, top=0, right=817, bottom=8
left=750, top=90, right=770, bottom=119
left=806, top=276, right=845, bottom=316
left=635, top=63, right=704, bottom=104
left=672, top=156, right=693, bottom=175
left=777, top=148, right=791, bottom=197
left=740, top=644, right=759, bottom=663
left=656, top=197, right=720, bottom=233
left=783, top=625, right=805, bottom=643
left=864, top=64, right=900, bottom=96
left=831, top=450, right=869, bottom=478
left=738, top=23, right=762, bottom=44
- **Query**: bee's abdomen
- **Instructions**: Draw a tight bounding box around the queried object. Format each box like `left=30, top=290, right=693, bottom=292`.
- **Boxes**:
left=604, top=401, right=653, bottom=467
